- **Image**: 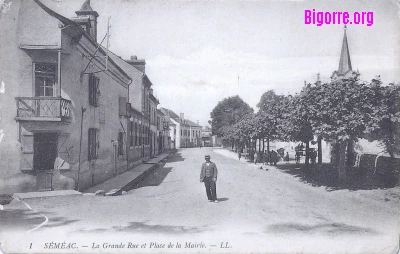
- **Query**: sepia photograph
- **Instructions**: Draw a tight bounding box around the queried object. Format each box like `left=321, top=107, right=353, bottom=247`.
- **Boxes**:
left=0, top=0, right=399, bottom=253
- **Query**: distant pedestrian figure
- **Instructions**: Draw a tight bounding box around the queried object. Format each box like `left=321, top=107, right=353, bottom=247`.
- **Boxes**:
left=200, top=155, right=218, bottom=203
left=264, top=151, right=269, bottom=165
left=285, top=152, right=290, bottom=164
left=295, top=151, right=301, bottom=164
left=238, top=151, right=242, bottom=160
left=310, top=150, right=317, bottom=164
left=254, top=152, right=258, bottom=165
left=270, top=150, right=279, bottom=165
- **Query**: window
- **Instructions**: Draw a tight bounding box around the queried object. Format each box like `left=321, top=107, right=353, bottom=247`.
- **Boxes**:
left=89, top=74, right=100, bottom=107
left=142, top=125, right=145, bottom=145
left=88, top=128, right=99, bottom=160
left=118, top=131, right=124, bottom=156
left=135, top=122, right=138, bottom=146
left=130, top=121, right=134, bottom=147
left=139, top=123, right=142, bottom=145
left=147, top=127, right=149, bottom=145
left=34, top=63, right=56, bottom=97
left=141, top=87, right=145, bottom=112
left=180, top=129, right=182, bottom=136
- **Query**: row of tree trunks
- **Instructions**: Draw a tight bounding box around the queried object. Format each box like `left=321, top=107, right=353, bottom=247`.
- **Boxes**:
left=317, top=136, right=322, bottom=164
left=305, top=141, right=310, bottom=166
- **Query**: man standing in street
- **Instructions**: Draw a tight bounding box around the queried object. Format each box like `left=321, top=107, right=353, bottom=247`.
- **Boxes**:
left=200, top=155, right=218, bottom=203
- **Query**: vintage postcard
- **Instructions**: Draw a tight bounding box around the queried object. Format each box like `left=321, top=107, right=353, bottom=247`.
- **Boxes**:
left=0, top=0, right=399, bottom=253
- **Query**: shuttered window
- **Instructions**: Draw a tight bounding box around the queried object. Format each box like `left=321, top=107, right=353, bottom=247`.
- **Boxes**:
left=135, top=122, right=138, bottom=146
left=130, top=121, right=134, bottom=147
left=89, top=74, right=100, bottom=107
left=88, top=128, right=99, bottom=160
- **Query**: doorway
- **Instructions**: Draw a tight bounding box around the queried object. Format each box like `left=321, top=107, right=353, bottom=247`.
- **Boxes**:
left=33, top=132, right=58, bottom=171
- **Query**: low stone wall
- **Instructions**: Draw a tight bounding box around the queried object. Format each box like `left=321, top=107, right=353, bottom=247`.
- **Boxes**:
left=358, top=153, right=399, bottom=179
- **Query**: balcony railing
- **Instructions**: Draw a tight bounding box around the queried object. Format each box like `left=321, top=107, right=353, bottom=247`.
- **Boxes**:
left=15, top=97, right=71, bottom=122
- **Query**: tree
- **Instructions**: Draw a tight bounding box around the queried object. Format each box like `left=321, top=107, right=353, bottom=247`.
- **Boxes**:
left=307, top=73, right=373, bottom=181
left=256, top=90, right=289, bottom=153
left=281, top=89, right=314, bottom=166
left=210, top=96, right=253, bottom=140
left=367, top=77, right=400, bottom=158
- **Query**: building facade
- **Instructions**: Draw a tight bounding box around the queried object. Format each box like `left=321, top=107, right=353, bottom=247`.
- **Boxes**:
left=0, top=0, right=134, bottom=193
left=149, top=90, right=159, bottom=158
left=160, top=108, right=201, bottom=149
left=156, top=109, right=170, bottom=153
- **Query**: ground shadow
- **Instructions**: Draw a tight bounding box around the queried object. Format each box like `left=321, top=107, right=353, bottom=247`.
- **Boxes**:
left=0, top=194, right=13, bottom=205
left=134, top=166, right=173, bottom=189
left=166, top=152, right=185, bottom=162
left=275, top=163, right=398, bottom=191
left=0, top=209, right=45, bottom=232
left=77, top=221, right=206, bottom=235
left=267, top=222, right=378, bottom=236
left=217, top=197, right=229, bottom=202
left=0, top=207, right=80, bottom=233
left=39, top=214, right=80, bottom=229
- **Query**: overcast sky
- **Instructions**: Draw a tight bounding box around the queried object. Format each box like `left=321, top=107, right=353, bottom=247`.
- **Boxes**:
left=44, top=0, right=400, bottom=126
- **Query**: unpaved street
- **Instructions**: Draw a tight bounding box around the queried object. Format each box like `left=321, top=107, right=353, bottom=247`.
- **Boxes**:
left=1, top=147, right=399, bottom=253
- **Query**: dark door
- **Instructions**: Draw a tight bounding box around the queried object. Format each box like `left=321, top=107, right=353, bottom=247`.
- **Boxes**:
left=149, top=132, right=153, bottom=158
left=33, top=133, right=58, bottom=171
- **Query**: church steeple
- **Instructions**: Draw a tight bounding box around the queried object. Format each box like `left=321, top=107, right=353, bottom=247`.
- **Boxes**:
left=331, top=25, right=354, bottom=80
left=338, top=25, right=352, bottom=74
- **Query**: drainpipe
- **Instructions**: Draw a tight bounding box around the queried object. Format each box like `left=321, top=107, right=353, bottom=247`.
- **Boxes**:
left=57, top=50, right=61, bottom=97
left=77, top=107, right=86, bottom=191
left=112, top=140, right=118, bottom=176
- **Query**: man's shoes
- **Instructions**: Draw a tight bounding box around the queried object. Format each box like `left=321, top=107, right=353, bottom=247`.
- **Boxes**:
left=208, top=200, right=213, bottom=202
left=214, top=200, right=219, bottom=203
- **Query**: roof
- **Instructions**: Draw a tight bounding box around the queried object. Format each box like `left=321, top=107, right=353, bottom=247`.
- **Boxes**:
left=160, top=108, right=180, bottom=120
left=76, top=0, right=99, bottom=17
left=157, top=109, right=165, bottom=115
left=160, top=108, right=201, bottom=127
left=78, top=0, right=94, bottom=12
left=185, top=119, right=202, bottom=128
left=149, top=92, right=159, bottom=104
left=33, top=0, right=131, bottom=84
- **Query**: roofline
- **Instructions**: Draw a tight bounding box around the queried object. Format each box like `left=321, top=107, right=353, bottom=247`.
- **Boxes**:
left=34, top=0, right=132, bottom=85
left=143, top=74, right=153, bottom=87
left=149, top=92, right=159, bottom=104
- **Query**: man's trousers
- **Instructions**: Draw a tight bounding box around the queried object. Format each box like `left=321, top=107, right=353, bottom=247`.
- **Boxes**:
left=203, top=176, right=217, bottom=201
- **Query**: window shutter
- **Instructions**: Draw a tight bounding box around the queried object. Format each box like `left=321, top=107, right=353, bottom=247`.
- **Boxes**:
left=88, top=74, right=93, bottom=106
left=88, top=129, right=92, bottom=160
left=95, top=77, right=100, bottom=106
left=95, top=130, right=99, bottom=159
left=20, top=132, right=34, bottom=171
left=119, top=96, right=127, bottom=116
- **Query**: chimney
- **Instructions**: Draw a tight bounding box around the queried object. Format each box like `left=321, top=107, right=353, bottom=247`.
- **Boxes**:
left=180, top=113, right=184, bottom=120
left=75, top=0, right=99, bottom=42
left=126, top=56, right=146, bottom=72
left=197, top=120, right=199, bottom=125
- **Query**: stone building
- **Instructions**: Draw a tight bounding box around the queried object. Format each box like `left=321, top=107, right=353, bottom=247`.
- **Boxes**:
left=160, top=108, right=201, bottom=149
left=0, top=0, right=134, bottom=193
left=157, top=109, right=170, bottom=153
left=149, top=90, right=159, bottom=158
